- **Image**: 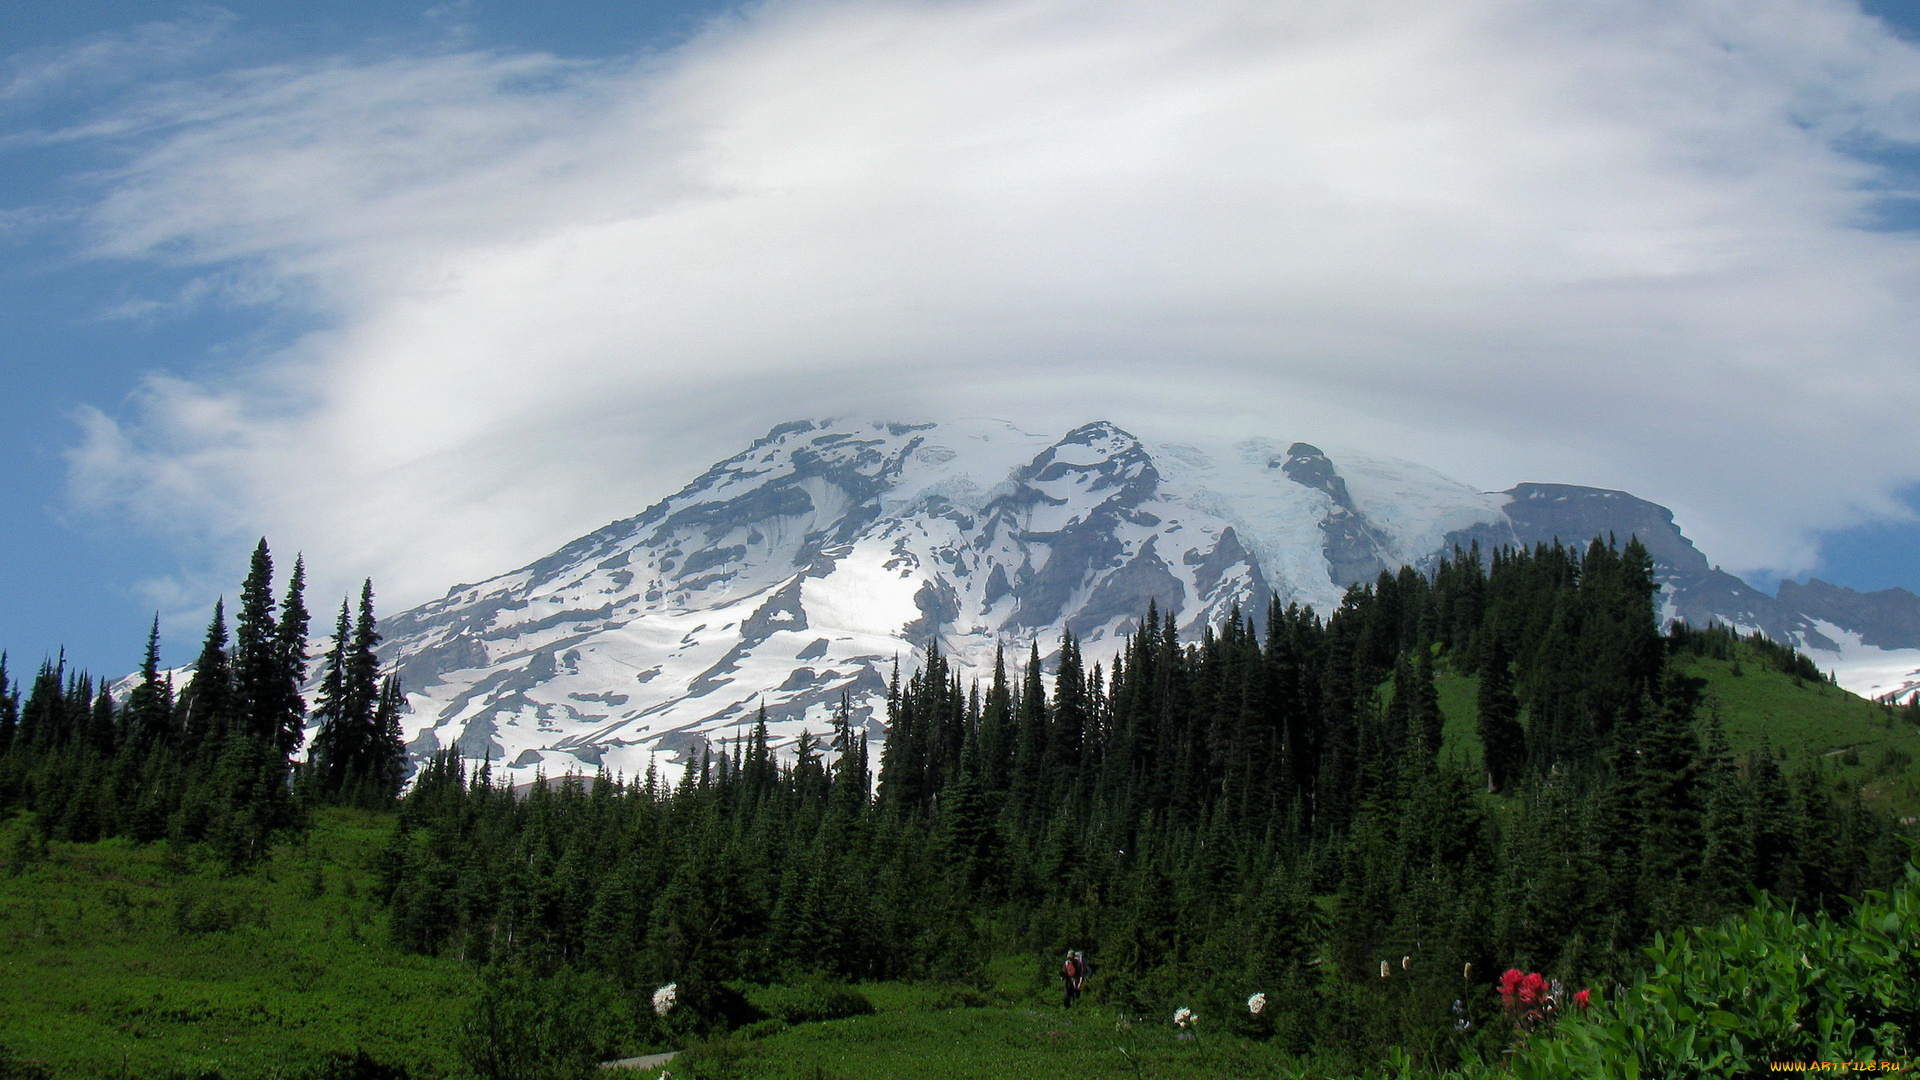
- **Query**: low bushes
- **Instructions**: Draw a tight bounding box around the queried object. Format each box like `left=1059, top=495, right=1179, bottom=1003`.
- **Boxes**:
left=1510, top=852, right=1920, bottom=1077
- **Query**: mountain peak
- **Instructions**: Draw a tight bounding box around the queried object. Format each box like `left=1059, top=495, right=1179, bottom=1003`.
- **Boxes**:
left=368, top=419, right=1920, bottom=784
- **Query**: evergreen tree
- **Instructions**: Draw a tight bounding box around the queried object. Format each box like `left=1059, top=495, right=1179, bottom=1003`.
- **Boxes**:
left=179, top=602, right=235, bottom=761
left=370, top=672, right=409, bottom=803
left=310, top=599, right=357, bottom=799
left=0, top=653, right=16, bottom=758
left=1695, top=711, right=1751, bottom=919
left=123, top=617, right=174, bottom=754
left=234, top=539, right=280, bottom=743
left=1475, top=633, right=1526, bottom=793
left=272, top=556, right=311, bottom=756
left=1636, top=667, right=1706, bottom=931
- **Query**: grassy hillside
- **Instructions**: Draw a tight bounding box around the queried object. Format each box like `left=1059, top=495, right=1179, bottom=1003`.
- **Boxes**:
left=1433, top=639, right=1920, bottom=815
left=688, top=965, right=1328, bottom=1080
left=0, top=809, right=473, bottom=1078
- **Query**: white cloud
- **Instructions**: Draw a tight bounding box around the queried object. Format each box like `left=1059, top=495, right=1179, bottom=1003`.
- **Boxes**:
left=1, top=10, right=235, bottom=110
left=60, top=0, right=1920, bottom=615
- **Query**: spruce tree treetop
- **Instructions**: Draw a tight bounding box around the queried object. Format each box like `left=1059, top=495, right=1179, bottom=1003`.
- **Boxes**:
left=234, top=538, right=279, bottom=744
left=273, top=556, right=311, bottom=755
left=181, top=599, right=236, bottom=758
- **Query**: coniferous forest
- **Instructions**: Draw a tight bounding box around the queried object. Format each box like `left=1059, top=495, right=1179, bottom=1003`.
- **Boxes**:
left=373, top=537, right=1914, bottom=1068
left=0, top=540, right=407, bottom=867
left=1, top=534, right=1917, bottom=1077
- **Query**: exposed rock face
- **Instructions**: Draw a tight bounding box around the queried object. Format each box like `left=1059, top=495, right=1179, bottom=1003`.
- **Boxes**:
left=1438, top=483, right=1831, bottom=649
left=1282, top=442, right=1393, bottom=587
left=1777, top=579, right=1920, bottom=651
left=365, top=419, right=1920, bottom=780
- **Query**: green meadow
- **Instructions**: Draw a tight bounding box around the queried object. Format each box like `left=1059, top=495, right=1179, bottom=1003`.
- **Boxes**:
left=1432, top=637, right=1920, bottom=816
left=0, top=811, right=1303, bottom=1079
left=0, top=809, right=474, bottom=1078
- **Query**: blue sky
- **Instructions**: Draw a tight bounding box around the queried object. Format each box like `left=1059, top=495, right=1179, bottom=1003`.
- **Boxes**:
left=5, top=0, right=1920, bottom=677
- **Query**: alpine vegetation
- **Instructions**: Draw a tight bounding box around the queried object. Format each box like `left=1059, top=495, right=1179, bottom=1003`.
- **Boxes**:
left=0, top=540, right=405, bottom=867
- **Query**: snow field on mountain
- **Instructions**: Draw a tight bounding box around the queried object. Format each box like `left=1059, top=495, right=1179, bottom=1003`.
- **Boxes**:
left=1805, top=621, right=1920, bottom=704
left=802, top=537, right=927, bottom=638
left=366, top=418, right=1915, bottom=789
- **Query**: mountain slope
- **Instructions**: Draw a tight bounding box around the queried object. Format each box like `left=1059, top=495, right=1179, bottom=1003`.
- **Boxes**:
left=372, top=418, right=1920, bottom=781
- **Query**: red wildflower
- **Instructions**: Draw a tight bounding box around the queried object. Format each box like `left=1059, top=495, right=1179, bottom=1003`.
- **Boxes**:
left=1574, top=989, right=1591, bottom=1010
left=1519, top=972, right=1546, bottom=1007
left=1497, top=969, right=1556, bottom=1031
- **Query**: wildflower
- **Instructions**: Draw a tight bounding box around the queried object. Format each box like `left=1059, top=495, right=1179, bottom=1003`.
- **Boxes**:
left=1497, top=969, right=1556, bottom=1031
left=1380, top=961, right=1390, bottom=978
left=652, top=983, right=678, bottom=1017
left=1462, top=962, right=1472, bottom=981
left=1574, top=989, right=1591, bottom=1011
left=1172, top=1007, right=1194, bottom=1028
left=1517, top=972, right=1546, bottom=1007
left=1247, top=992, right=1267, bottom=1016
left=1401, top=955, right=1412, bottom=971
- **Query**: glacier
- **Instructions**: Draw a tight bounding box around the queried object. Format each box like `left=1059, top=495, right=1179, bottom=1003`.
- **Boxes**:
left=363, top=418, right=1920, bottom=786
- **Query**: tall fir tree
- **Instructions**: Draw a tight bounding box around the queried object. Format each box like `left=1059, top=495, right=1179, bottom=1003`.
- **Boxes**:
left=272, top=556, right=311, bottom=756
left=123, top=617, right=174, bottom=754
left=0, top=653, right=16, bottom=758
left=309, top=598, right=357, bottom=799
left=233, top=539, right=280, bottom=744
left=1475, top=633, right=1526, bottom=793
left=179, top=601, right=235, bottom=762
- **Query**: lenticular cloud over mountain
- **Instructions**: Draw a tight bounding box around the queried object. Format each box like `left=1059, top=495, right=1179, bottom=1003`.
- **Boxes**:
left=370, top=419, right=1920, bottom=786
left=59, top=0, right=1920, bottom=628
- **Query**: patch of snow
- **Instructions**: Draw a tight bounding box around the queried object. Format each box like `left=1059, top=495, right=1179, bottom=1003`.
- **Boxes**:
left=1803, top=620, right=1920, bottom=702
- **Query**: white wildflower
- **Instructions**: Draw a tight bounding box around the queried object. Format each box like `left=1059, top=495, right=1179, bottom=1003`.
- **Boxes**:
left=1247, top=992, right=1267, bottom=1016
left=652, top=982, right=678, bottom=1017
left=1401, top=955, right=1412, bottom=971
left=1380, top=960, right=1390, bottom=978
left=1172, top=1006, right=1194, bottom=1028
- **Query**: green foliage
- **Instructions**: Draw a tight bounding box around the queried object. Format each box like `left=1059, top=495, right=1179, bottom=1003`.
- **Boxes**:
left=0, top=809, right=473, bottom=1078
left=360, top=538, right=1916, bottom=1076
left=309, top=580, right=407, bottom=809
left=6, top=534, right=1917, bottom=1078
left=0, top=540, right=317, bottom=868
left=754, top=978, right=877, bottom=1025
left=1511, top=849, right=1920, bottom=1077
left=454, top=964, right=623, bottom=1080
left=666, top=987, right=1318, bottom=1080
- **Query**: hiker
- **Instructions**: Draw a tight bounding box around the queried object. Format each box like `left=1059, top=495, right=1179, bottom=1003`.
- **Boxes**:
left=1061, top=950, right=1088, bottom=1008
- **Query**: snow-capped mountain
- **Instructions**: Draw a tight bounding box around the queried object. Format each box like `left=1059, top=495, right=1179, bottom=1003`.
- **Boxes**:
left=373, top=419, right=1920, bottom=782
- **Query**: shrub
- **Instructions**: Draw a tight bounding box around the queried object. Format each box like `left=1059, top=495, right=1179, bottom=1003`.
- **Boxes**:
left=756, top=978, right=877, bottom=1025
left=455, top=965, right=621, bottom=1080
left=662, top=976, right=769, bottom=1040
left=1512, top=853, right=1920, bottom=1077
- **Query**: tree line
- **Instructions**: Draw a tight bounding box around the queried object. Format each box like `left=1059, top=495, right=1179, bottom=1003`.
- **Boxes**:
left=372, top=536, right=1917, bottom=1068
left=0, top=540, right=407, bottom=867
